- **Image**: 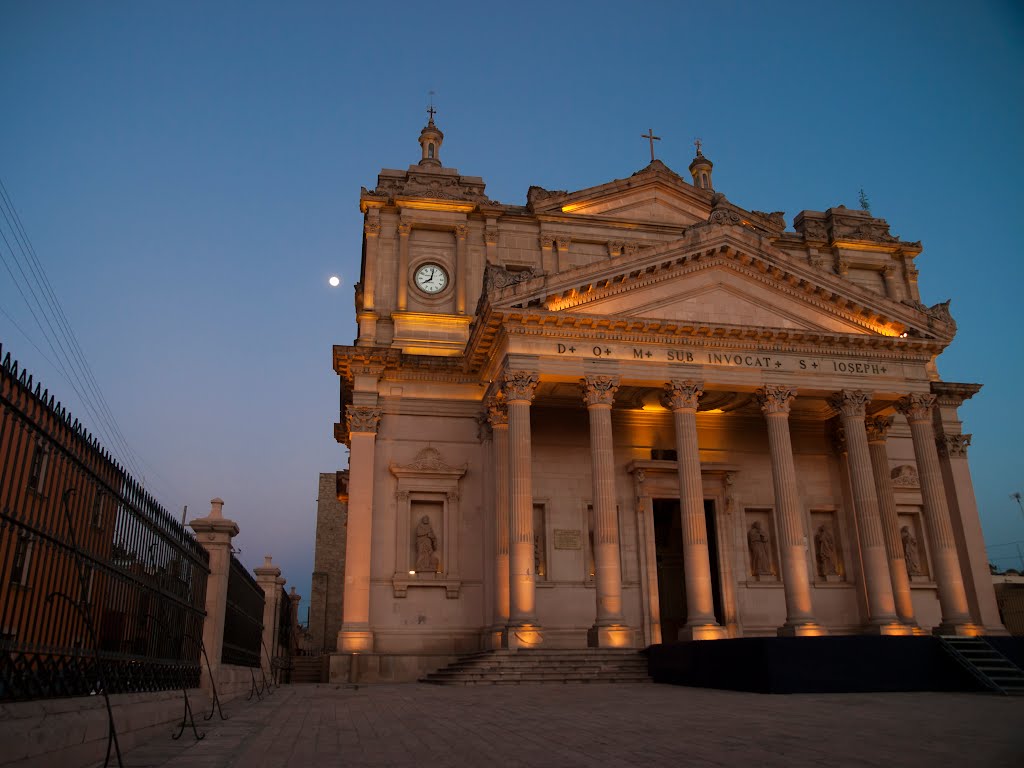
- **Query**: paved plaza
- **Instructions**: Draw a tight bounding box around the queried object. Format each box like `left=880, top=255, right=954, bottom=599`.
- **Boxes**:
left=100, top=682, right=1023, bottom=767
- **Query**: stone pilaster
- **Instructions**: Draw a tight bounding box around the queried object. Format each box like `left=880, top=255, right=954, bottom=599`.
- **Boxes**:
left=661, top=380, right=725, bottom=640
left=502, top=370, right=542, bottom=647
left=755, top=386, right=823, bottom=636
left=254, top=555, right=283, bottom=677
left=828, top=391, right=903, bottom=633
left=581, top=375, right=629, bottom=647
left=540, top=234, right=555, bottom=275
left=896, top=394, right=977, bottom=635
left=455, top=223, right=468, bottom=315
left=485, top=395, right=510, bottom=640
left=337, top=405, right=381, bottom=652
left=865, top=416, right=917, bottom=628
left=189, top=498, right=239, bottom=686
left=396, top=219, right=411, bottom=311
left=555, top=235, right=571, bottom=272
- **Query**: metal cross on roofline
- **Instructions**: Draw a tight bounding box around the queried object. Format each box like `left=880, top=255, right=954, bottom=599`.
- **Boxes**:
left=641, top=128, right=661, bottom=162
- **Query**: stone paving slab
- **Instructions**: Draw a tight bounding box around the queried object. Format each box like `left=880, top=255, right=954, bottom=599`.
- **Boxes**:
left=94, top=683, right=1024, bottom=768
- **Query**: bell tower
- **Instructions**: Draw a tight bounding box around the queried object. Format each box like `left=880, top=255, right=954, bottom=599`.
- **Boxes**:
left=417, top=105, right=444, bottom=168
left=689, top=139, right=713, bottom=190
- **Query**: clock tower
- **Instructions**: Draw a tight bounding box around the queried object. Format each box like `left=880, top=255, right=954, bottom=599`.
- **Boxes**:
left=354, top=110, right=501, bottom=356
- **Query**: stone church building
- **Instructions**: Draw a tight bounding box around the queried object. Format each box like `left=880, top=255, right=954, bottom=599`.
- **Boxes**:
left=309, top=114, right=1004, bottom=680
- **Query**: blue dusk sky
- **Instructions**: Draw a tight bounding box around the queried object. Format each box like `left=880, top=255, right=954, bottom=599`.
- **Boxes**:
left=1, top=1, right=1023, bottom=613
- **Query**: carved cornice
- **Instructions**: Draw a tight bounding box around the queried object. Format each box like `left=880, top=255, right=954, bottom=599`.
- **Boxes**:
left=660, top=379, right=704, bottom=411
left=930, top=381, right=983, bottom=407
left=827, top=390, right=872, bottom=419
left=865, top=415, right=894, bottom=443
left=502, top=370, right=539, bottom=403
left=895, top=393, right=936, bottom=423
left=756, top=385, right=797, bottom=415
left=937, top=433, right=971, bottom=459
left=581, top=375, right=620, bottom=407
left=346, top=406, right=381, bottom=435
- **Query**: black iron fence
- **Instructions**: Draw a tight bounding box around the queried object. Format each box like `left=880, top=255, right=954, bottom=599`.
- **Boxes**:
left=0, top=344, right=210, bottom=702
left=222, top=554, right=262, bottom=667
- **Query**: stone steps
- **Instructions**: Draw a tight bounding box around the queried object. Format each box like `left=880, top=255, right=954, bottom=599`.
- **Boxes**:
left=422, top=649, right=651, bottom=686
left=289, top=656, right=327, bottom=684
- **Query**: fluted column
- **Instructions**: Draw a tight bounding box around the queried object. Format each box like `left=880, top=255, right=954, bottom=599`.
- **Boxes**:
left=362, top=218, right=380, bottom=311
left=337, top=406, right=381, bottom=652
left=486, top=396, right=510, bottom=635
left=502, top=370, right=542, bottom=647
left=661, top=380, right=724, bottom=640
left=396, top=219, right=411, bottom=311
left=455, top=224, right=468, bottom=314
left=828, top=391, right=902, bottom=633
left=755, top=386, right=823, bottom=636
left=582, top=375, right=630, bottom=647
left=895, top=394, right=975, bottom=634
left=865, top=416, right=917, bottom=627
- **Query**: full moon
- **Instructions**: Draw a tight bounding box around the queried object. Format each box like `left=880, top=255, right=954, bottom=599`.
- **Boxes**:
left=328, top=275, right=341, bottom=287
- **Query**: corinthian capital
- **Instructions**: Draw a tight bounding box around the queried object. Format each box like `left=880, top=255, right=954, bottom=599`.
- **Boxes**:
left=485, top=394, right=508, bottom=427
left=865, top=415, right=893, bottom=443
left=828, top=390, right=872, bottom=418
left=364, top=219, right=381, bottom=236
left=580, top=375, right=620, bottom=407
left=895, top=393, right=936, bottom=422
left=755, top=385, right=797, bottom=415
left=502, top=370, right=539, bottom=403
left=346, top=406, right=382, bottom=435
left=397, top=220, right=412, bottom=236
left=660, top=380, right=704, bottom=411
left=455, top=224, right=469, bottom=239
left=937, top=433, right=971, bottom=458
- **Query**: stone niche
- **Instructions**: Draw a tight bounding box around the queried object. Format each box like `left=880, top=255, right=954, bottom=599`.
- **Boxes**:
left=897, top=506, right=931, bottom=583
left=389, top=447, right=466, bottom=598
left=743, top=508, right=780, bottom=583
left=810, top=509, right=845, bottom=583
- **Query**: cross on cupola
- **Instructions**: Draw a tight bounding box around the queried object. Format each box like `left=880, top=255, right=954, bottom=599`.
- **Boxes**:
left=688, top=137, right=714, bottom=190
left=417, top=97, right=444, bottom=168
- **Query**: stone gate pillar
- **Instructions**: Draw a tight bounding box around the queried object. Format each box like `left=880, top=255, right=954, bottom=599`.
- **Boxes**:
left=190, top=498, right=239, bottom=686
left=254, top=556, right=283, bottom=677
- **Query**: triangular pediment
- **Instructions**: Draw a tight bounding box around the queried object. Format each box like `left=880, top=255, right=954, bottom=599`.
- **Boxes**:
left=528, top=161, right=712, bottom=226
left=571, top=264, right=870, bottom=334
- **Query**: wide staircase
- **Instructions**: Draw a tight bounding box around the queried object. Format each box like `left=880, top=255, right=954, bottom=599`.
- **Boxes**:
left=421, top=648, right=651, bottom=686
left=938, top=636, right=1024, bottom=695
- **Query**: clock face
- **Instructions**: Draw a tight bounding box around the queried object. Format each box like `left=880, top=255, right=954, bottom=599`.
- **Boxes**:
left=414, top=263, right=449, bottom=294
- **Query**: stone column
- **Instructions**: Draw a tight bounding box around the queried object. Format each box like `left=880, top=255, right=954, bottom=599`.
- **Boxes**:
left=254, top=556, right=283, bottom=677
left=396, top=219, right=411, bottom=311
left=895, top=394, right=976, bottom=635
left=455, top=224, right=468, bottom=314
left=754, top=386, right=823, bottom=636
left=660, top=380, right=725, bottom=640
left=485, top=395, right=510, bottom=640
left=581, top=375, right=629, bottom=647
left=189, top=498, right=239, bottom=686
left=865, top=416, right=917, bottom=627
left=828, top=391, right=902, bottom=633
left=502, top=370, right=542, bottom=647
left=337, top=406, right=381, bottom=652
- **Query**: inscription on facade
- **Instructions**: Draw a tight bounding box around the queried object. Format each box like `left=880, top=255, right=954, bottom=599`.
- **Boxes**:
left=553, top=343, right=891, bottom=376
left=553, top=529, right=582, bottom=550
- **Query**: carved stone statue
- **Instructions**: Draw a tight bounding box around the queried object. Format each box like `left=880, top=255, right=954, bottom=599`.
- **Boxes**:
left=747, top=521, right=773, bottom=577
left=415, top=515, right=440, bottom=572
left=901, top=525, right=922, bottom=577
left=815, top=524, right=839, bottom=577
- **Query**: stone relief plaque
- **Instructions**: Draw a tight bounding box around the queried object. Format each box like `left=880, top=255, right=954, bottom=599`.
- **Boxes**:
left=553, top=529, right=582, bottom=550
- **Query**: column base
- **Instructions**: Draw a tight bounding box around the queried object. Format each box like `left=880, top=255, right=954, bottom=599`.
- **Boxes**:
left=337, top=627, right=374, bottom=652
left=587, top=624, right=633, bottom=648
left=933, top=621, right=984, bottom=637
left=484, top=625, right=507, bottom=650
left=678, top=622, right=727, bottom=641
left=861, top=621, right=914, bottom=636
left=777, top=622, right=828, bottom=637
left=502, top=623, right=544, bottom=649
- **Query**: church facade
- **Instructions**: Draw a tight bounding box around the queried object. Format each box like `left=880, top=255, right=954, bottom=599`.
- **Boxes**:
left=317, top=114, right=1004, bottom=678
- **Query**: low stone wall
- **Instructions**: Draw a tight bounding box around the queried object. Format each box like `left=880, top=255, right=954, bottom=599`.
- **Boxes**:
left=0, top=688, right=208, bottom=768
left=0, top=664, right=269, bottom=768
left=329, top=652, right=460, bottom=684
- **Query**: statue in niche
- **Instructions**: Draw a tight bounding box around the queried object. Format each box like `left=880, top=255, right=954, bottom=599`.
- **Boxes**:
left=815, top=524, right=839, bottom=577
left=747, top=521, right=773, bottom=577
left=901, top=525, right=922, bottom=577
left=415, top=515, right=440, bottom=572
